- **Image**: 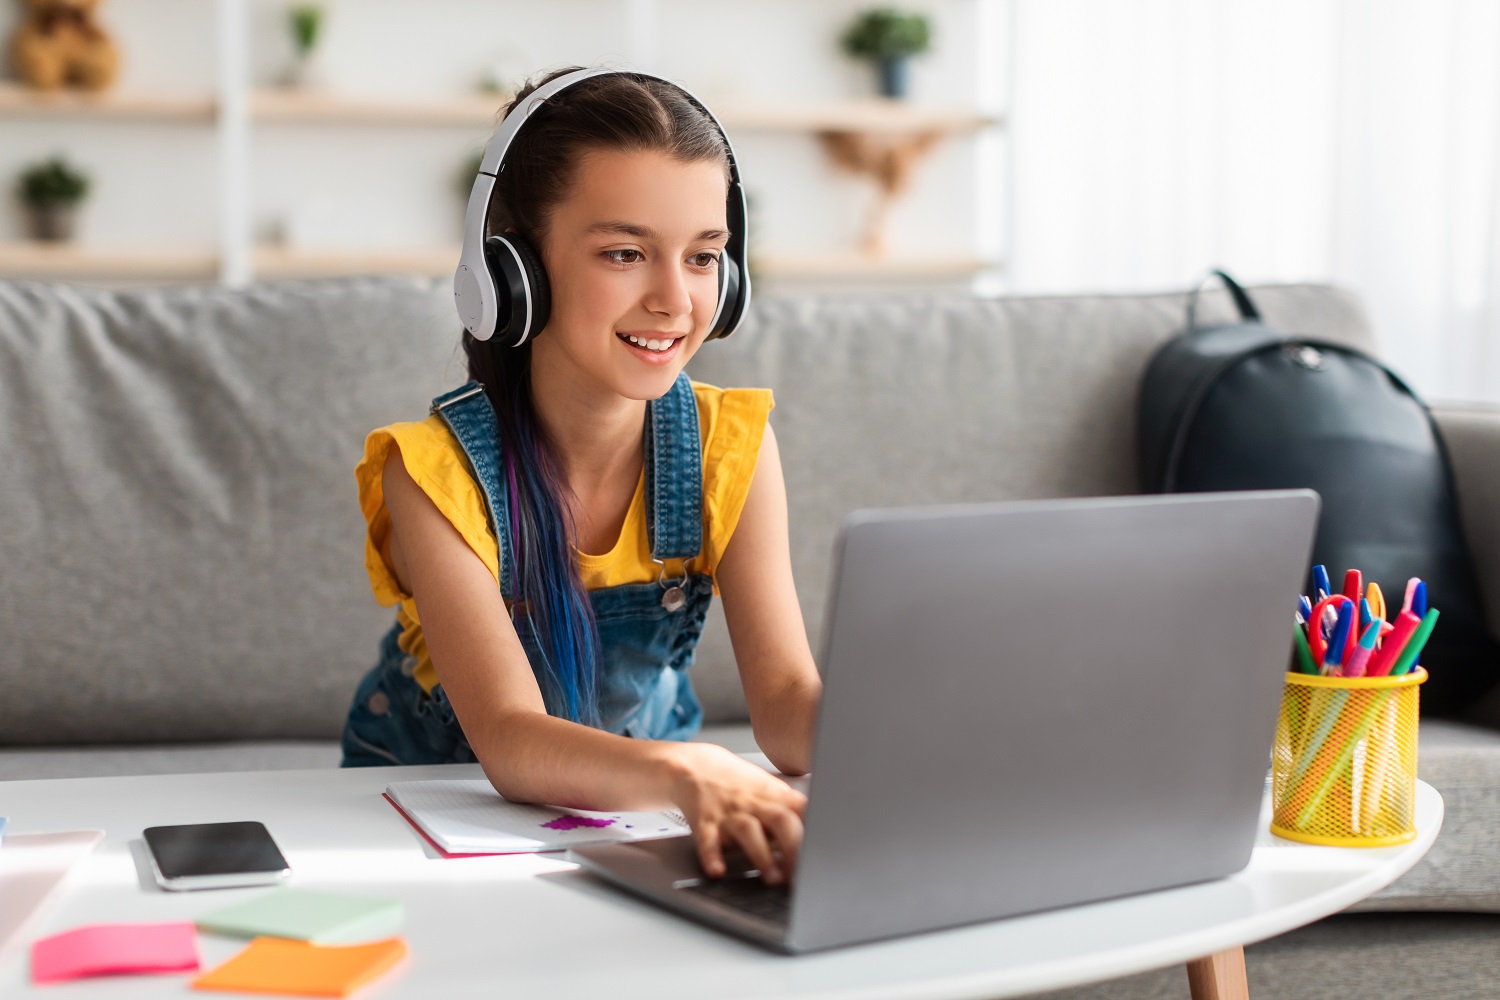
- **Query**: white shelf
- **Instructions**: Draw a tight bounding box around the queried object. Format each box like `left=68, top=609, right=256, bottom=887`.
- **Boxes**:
left=249, top=89, right=504, bottom=127
left=0, top=82, right=216, bottom=122
left=0, top=242, right=219, bottom=280
left=721, top=100, right=1000, bottom=134
left=756, top=252, right=998, bottom=281
left=251, top=245, right=457, bottom=279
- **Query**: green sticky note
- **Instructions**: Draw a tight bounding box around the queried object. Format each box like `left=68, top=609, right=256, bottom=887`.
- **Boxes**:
left=197, top=888, right=404, bottom=944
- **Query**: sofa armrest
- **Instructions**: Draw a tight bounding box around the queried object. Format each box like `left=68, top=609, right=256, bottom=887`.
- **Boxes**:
left=1433, top=403, right=1500, bottom=635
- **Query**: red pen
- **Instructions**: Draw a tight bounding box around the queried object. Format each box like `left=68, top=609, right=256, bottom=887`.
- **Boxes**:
left=1368, top=610, right=1422, bottom=677
left=1343, top=569, right=1363, bottom=603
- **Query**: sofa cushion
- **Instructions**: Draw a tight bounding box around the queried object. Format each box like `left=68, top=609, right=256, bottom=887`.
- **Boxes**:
left=0, top=277, right=465, bottom=745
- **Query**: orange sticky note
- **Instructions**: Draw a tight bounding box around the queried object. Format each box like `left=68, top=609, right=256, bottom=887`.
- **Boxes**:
left=191, top=936, right=407, bottom=997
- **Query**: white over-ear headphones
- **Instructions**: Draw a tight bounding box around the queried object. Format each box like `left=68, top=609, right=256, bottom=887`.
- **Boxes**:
left=453, top=68, right=752, bottom=348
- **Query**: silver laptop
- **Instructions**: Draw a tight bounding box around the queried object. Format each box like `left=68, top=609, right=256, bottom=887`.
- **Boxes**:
left=569, top=489, right=1320, bottom=953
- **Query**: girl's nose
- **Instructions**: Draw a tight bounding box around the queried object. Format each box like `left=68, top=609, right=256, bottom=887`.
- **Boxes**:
left=643, top=261, right=694, bottom=320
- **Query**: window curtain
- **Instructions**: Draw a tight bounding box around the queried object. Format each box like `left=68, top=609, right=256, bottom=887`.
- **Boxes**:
left=1007, top=0, right=1500, bottom=405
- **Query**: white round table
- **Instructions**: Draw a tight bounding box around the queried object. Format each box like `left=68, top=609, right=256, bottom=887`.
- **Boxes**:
left=0, top=762, right=1442, bottom=999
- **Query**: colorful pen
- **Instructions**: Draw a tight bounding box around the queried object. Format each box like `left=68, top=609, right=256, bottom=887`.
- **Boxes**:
left=1313, top=564, right=1332, bottom=602
left=1343, top=568, right=1363, bottom=603
left=1403, top=577, right=1421, bottom=616
left=1292, top=621, right=1319, bottom=675
left=1366, top=582, right=1386, bottom=624
left=1390, top=608, right=1440, bottom=676
left=1368, top=610, right=1423, bottom=677
left=1343, top=621, right=1381, bottom=678
left=1412, top=581, right=1429, bottom=667
left=1324, top=602, right=1355, bottom=675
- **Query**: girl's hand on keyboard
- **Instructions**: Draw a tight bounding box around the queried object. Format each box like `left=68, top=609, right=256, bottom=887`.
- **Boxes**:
left=667, top=743, right=807, bottom=885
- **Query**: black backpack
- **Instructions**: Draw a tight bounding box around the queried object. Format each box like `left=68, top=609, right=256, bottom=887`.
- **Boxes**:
left=1138, top=270, right=1500, bottom=716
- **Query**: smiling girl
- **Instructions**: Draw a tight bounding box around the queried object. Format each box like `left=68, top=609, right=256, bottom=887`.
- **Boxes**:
left=340, top=67, right=822, bottom=885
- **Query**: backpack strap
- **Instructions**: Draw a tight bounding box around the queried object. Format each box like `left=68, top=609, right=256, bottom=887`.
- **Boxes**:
left=644, top=372, right=704, bottom=564
left=430, top=382, right=517, bottom=602
left=1186, top=268, right=1262, bottom=334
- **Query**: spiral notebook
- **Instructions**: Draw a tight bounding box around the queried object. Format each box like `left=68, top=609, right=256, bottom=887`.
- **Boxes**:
left=384, top=779, right=690, bottom=855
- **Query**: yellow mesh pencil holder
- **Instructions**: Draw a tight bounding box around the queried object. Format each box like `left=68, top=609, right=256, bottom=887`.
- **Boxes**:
left=1270, top=667, right=1425, bottom=847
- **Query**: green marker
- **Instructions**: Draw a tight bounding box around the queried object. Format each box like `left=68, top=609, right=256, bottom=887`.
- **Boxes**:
left=1292, top=623, right=1319, bottom=675
left=1390, top=608, right=1439, bottom=677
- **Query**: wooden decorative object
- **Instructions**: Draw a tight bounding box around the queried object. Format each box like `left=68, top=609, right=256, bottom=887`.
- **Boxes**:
left=816, top=128, right=944, bottom=257
left=9, top=0, right=120, bottom=92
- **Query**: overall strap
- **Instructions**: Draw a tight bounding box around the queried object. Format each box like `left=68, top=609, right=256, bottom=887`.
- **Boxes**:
left=430, top=382, right=516, bottom=602
left=644, top=372, right=704, bottom=563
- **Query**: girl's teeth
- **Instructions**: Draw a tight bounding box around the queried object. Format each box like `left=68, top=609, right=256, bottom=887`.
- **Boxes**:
left=626, top=335, right=673, bottom=352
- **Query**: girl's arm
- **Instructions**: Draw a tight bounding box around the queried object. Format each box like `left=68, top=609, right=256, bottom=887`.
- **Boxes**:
left=382, top=444, right=807, bottom=883
left=715, top=423, right=824, bottom=776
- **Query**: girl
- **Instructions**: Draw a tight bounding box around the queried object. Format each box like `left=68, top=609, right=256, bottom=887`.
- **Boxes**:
left=342, top=67, right=823, bottom=886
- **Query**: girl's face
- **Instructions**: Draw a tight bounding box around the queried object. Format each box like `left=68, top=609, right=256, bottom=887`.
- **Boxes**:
left=532, top=147, right=731, bottom=403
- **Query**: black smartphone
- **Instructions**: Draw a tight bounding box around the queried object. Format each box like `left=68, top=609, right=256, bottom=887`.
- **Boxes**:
left=142, top=821, right=291, bottom=891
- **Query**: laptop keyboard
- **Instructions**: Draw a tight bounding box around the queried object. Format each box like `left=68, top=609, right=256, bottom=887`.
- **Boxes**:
left=680, top=875, right=792, bottom=926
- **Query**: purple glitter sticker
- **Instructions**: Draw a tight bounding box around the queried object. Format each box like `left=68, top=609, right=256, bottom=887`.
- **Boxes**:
left=542, top=815, right=615, bottom=832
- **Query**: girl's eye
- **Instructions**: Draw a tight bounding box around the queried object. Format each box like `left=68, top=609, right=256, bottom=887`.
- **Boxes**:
left=690, top=253, right=721, bottom=269
left=604, top=249, right=644, bottom=265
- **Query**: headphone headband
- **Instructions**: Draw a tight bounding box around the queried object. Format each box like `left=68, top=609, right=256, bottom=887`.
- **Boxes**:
left=454, top=68, right=752, bottom=346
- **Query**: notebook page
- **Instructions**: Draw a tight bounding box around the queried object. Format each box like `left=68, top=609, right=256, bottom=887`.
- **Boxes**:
left=385, top=779, right=689, bottom=854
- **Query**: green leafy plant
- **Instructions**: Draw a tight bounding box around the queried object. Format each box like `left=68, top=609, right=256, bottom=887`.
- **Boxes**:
left=841, top=7, right=932, bottom=61
left=16, top=156, right=90, bottom=208
left=288, top=4, right=324, bottom=55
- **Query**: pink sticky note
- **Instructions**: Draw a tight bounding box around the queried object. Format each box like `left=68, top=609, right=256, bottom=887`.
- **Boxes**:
left=31, top=921, right=200, bottom=984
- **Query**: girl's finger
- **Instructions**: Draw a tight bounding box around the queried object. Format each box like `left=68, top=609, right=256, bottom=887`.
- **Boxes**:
left=758, top=806, right=805, bottom=880
left=694, top=819, right=726, bottom=878
left=723, top=813, right=782, bottom=884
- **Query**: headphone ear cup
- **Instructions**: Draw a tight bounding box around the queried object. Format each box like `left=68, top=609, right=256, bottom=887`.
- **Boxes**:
left=485, top=233, right=552, bottom=348
left=709, top=249, right=743, bottom=340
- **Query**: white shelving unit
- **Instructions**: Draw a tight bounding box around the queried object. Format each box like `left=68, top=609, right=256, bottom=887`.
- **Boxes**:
left=0, top=0, right=1008, bottom=289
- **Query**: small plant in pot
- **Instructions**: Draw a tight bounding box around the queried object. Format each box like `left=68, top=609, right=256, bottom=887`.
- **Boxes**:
left=16, top=156, right=90, bottom=242
left=283, top=3, right=326, bottom=88
left=841, top=7, right=932, bottom=100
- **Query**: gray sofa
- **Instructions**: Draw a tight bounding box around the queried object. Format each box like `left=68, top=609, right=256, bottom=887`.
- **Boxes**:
left=3, top=276, right=1499, bottom=997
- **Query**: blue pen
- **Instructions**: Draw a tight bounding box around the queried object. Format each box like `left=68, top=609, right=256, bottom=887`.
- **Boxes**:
left=1359, top=597, right=1374, bottom=633
left=1323, top=602, right=1354, bottom=674
left=1413, top=581, right=1429, bottom=666
left=1312, top=564, right=1332, bottom=602
left=1298, top=595, right=1314, bottom=623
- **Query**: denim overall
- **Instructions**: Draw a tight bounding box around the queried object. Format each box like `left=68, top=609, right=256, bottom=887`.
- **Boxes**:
left=340, top=372, right=714, bottom=767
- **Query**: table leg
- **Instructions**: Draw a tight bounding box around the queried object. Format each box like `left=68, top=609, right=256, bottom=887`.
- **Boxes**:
left=1185, top=946, right=1249, bottom=1000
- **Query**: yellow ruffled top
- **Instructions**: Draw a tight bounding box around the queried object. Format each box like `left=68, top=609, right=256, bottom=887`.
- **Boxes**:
left=355, top=380, right=774, bottom=693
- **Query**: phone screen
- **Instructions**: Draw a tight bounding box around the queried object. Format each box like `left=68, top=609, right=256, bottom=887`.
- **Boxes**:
left=143, top=821, right=290, bottom=881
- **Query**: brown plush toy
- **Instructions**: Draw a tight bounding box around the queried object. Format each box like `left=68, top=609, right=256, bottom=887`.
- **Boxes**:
left=9, top=0, right=120, bottom=92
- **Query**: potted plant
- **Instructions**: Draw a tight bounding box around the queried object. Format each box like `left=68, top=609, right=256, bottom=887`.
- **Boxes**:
left=283, top=4, right=326, bottom=88
left=840, top=7, right=932, bottom=100
left=16, top=156, right=90, bottom=242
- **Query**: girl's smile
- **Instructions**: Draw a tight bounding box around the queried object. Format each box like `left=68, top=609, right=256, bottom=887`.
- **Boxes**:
left=616, top=330, right=688, bottom=363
